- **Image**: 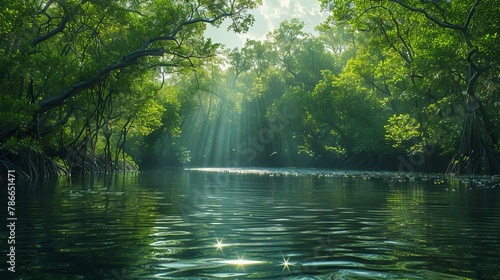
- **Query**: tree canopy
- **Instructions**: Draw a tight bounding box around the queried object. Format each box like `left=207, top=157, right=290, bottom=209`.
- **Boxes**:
left=0, top=0, right=261, bottom=179
left=1, top=0, right=499, bottom=180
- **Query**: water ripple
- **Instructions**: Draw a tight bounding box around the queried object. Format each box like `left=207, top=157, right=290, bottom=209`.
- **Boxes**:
left=9, top=170, right=500, bottom=279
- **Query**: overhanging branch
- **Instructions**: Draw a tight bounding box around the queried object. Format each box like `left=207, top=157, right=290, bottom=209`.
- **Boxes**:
left=37, top=5, right=240, bottom=116
left=37, top=48, right=165, bottom=114
left=390, top=0, right=465, bottom=32
left=31, top=1, right=69, bottom=47
left=141, top=12, right=232, bottom=50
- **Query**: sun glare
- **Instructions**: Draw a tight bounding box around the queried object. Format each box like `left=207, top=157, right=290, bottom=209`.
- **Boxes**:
left=215, top=237, right=225, bottom=252
left=216, top=255, right=266, bottom=270
left=280, top=254, right=293, bottom=274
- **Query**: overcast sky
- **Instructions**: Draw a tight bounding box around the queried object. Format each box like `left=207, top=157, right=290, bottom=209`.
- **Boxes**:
left=204, top=0, right=329, bottom=50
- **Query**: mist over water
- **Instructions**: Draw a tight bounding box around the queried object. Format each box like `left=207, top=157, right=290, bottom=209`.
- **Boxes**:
left=3, top=168, right=500, bottom=279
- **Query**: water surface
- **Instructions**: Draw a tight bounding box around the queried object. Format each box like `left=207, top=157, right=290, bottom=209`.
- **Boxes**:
left=2, top=168, right=500, bottom=279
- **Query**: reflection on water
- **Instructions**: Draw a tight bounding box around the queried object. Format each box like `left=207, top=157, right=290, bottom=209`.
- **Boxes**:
left=2, top=168, right=500, bottom=279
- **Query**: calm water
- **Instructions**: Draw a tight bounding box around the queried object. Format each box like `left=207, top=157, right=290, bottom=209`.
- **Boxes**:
left=2, top=168, right=500, bottom=279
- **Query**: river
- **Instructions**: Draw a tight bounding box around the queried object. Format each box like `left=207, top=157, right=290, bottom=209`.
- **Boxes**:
left=2, top=168, right=500, bottom=279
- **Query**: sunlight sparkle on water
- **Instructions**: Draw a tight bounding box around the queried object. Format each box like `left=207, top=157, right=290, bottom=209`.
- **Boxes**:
left=216, top=257, right=266, bottom=269
left=215, top=237, right=226, bottom=252
left=280, top=254, right=293, bottom=274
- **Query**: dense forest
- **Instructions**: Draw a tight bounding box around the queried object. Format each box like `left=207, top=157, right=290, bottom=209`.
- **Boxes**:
left=1, top=0, right=499, bottom=180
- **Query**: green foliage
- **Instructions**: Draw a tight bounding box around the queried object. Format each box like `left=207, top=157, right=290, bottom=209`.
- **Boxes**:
left=384, top=114, right=422, bottom=154
left=1, top=137, right=41, bottom=155
left=0, top=96, right=36, bottom=132
left=2, top=0, right=498, bottom=175
left=317, top=0, right=500, bottom=173
left=0, top=0, right=261, bottom=177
